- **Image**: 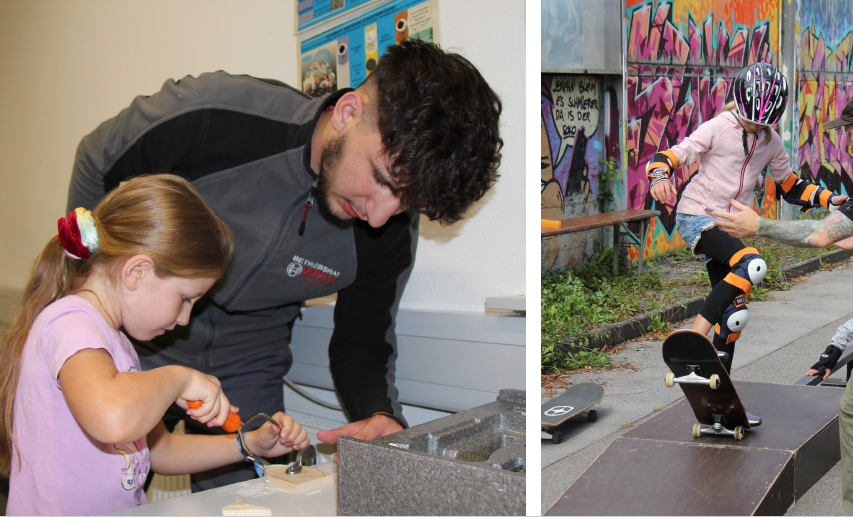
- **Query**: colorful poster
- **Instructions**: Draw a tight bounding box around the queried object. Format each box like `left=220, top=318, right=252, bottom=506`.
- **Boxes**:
left=295, top=0, right=385, bottom=35
left=298, top=0, right=439, bottom=97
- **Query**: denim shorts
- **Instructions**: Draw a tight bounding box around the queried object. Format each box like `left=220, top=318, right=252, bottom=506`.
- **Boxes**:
left=675, top=213, right=717, bottom=259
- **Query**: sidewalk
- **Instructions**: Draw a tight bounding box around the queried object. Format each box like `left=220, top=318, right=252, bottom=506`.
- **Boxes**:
left=541, top=259, right=853, bottom=515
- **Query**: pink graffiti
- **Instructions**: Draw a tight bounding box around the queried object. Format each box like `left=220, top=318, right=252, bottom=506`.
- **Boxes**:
left=626, top=0, right=778, bottom=243
left=798, top=25, right=853, bottom=195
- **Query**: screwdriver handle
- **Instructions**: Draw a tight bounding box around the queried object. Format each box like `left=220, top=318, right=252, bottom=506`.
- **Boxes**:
left=187, top=400, right=242, bottom=432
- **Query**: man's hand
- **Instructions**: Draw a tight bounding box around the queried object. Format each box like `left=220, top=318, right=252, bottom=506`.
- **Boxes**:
left=317, top=414, right=403, bottom=461
left=650, top=180, right=676, bottom=204
left=712, top=199, right=759, bottom=238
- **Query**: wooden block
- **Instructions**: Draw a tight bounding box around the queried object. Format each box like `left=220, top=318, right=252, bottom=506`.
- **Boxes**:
left=541, top=218, right=561, bottom=229
left=264, top=465, right=336, bottom=492
left=221, top=501, right=272, bottom=516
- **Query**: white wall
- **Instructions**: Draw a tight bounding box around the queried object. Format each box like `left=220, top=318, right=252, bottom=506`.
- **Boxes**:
left=0, top=0, right=525, bottom=313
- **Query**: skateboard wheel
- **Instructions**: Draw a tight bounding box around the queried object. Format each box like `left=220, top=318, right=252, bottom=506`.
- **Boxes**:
left=734, top=426, right=744, bottom=441
left=552, top=431, right=563, bottom=444
left=709, top=374, right=720, bottom=389
left=588, top=410, right=598, bottom=422
left=693, top=423, right=702, bottom=438
left=665, top=372, right=675, bottom=387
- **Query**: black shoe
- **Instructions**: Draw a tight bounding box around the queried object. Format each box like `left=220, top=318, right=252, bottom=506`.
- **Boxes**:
left=745, top=410, right=762, bottom=427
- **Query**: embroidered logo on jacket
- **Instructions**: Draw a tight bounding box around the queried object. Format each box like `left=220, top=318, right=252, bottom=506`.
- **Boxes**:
left=288, top=255, right=340, bottom=288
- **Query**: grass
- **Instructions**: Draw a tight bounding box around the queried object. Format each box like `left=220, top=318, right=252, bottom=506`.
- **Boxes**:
left=541, top=234, right=841, bottom=373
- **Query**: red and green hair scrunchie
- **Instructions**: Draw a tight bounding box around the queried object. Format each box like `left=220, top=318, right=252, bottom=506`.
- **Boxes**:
left=57, top=208, right=99, bottom=260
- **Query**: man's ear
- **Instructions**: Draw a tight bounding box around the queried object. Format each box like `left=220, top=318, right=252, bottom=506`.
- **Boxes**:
left=330, top=91, right=366, bottom=133
left=121, top=255, right=155, bottom=291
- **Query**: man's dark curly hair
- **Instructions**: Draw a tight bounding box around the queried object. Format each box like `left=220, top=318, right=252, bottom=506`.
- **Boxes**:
left=359, top=39, right=503, bottom=224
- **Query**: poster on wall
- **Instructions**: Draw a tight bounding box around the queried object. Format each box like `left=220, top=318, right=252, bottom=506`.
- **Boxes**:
left=298, top=0, right=439, bottom=97
left=295, top=0, right=385, bottom=35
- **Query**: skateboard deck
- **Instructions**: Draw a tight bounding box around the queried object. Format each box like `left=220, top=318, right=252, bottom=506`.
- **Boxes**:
left=662, top=329, right=751, bottom=439
left=541, top=383, right=604, bottom=444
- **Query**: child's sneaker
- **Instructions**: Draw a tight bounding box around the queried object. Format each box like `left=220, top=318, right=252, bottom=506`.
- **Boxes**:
left=745, top=410, right=762, bottom=427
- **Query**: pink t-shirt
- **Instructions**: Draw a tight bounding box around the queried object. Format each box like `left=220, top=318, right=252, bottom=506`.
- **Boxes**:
left=8, top=295, right=150, bottom=516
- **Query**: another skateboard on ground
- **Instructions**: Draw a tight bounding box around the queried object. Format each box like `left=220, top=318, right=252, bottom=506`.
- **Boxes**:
left=662, top=329, right=752, bottom=440
left=541, top=382, right=604, bottom=444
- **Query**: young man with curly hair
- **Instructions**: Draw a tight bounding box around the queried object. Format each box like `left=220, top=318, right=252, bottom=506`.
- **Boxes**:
left=66, top=39, right=503, bottom=491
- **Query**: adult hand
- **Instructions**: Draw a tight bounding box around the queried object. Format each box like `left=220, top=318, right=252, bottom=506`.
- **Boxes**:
left=712, top=199, right=759, bottom=239
left=316, top=414, right=404, bottom=461
left=832, top=195, right=849, bottom=207
left=805, top=368, right=832, bottom=381
left=650, top=181, right=675, bottom=204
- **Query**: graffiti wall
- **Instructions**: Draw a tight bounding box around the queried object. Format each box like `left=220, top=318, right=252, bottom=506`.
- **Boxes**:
left=625, top=0, right=781, bottom=261
left=541, top=74, right=607, bottom=271
left=796, top=0, right=853, bottom=202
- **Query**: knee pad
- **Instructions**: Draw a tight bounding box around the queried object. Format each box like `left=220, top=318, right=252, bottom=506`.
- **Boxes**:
left=724, top=247, right=766, bottom=298
left=715, top=295, right=748, bottom=343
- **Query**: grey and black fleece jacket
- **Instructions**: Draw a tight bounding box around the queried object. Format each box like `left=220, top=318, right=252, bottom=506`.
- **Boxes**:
left=67, top=71, right=417, bottom=426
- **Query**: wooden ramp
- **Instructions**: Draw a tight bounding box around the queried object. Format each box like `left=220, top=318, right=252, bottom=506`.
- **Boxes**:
left=545, top=382, right=843, bottom=516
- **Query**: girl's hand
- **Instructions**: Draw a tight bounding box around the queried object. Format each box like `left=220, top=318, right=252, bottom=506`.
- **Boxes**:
left=650, top=181, right=675, bottom=204
left=175, top=368, right=236, bottom=427
left=246, top=412, right=310, bottom=458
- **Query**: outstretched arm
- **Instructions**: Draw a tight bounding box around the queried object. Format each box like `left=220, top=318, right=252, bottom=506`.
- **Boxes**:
left=714, top=199, right=853, bottom=248
left=755, top=214, right=843, bottom=248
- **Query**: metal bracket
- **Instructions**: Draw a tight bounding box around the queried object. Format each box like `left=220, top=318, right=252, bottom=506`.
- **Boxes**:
left=285, top=444, right=317, bottom=475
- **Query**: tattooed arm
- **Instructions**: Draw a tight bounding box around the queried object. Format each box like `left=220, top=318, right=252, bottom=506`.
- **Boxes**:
left=714, top=199, right=853, bottom=248
left=756, top=212, right=853, bottom=247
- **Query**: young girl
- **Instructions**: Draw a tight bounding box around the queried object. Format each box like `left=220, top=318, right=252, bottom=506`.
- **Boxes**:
left=0, top=175, right=309, bottom=515
left=647, top=62, right=846, bottom=422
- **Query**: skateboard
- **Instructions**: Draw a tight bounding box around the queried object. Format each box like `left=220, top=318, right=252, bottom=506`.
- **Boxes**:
left=541, top=382, right=604, bottom=444
left=662, top=329, right=751, bottom=440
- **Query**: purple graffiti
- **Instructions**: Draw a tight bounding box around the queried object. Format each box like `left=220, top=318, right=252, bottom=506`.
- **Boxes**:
left=626, top=0, right=777, bottom=247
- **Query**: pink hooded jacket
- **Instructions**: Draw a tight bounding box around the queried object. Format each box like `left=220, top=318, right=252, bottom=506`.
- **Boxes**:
left=671, top=111, right=792, bottom=217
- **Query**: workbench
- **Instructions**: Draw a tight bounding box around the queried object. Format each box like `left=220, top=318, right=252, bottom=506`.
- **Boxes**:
left=108, top=461, right=337, bottom=516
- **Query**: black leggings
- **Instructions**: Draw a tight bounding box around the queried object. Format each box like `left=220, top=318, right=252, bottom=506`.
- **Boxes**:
left=693, top=226, right=749, bottom=370
left=694, top=226, right=747, bottom=323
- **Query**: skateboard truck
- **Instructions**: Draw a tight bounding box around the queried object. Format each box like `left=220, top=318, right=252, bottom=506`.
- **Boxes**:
left=693, top=414, right=744, bottom=440
left=665, top=365, right=720, bottom=389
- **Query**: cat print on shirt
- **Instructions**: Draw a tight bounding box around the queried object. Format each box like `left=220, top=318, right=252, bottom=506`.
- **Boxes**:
left=115, top=438, right=150, bottom=506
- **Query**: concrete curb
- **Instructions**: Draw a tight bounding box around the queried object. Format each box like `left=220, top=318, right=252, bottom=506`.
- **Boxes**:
left=559, top=248, right=853, bottom=354
left=782, top=248, right=853, bottom=280
left=560, top=296, right=705, bottom=353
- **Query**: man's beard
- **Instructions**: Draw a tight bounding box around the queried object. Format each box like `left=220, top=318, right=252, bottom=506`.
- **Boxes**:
left=315, top=133, right=354, bottom=229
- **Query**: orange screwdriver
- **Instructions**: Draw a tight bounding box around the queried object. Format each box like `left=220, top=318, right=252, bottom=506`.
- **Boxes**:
left=187, top=400, right=242, bottom=433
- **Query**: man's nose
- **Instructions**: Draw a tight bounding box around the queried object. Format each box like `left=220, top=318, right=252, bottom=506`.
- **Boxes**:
left=366, top=194, right=403, bottom=228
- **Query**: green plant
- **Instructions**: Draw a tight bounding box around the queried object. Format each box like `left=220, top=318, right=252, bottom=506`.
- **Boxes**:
left=597, top=156, right=621, bottom=213
left=565, top=349, right=612, bottom=369
left=648, top=313, right=667, bottom=334
left=542, top=234, right=844, bottom=374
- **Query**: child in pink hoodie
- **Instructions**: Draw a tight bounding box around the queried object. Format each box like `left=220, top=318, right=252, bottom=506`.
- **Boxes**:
left=646, top=62, right=846, bottom=423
